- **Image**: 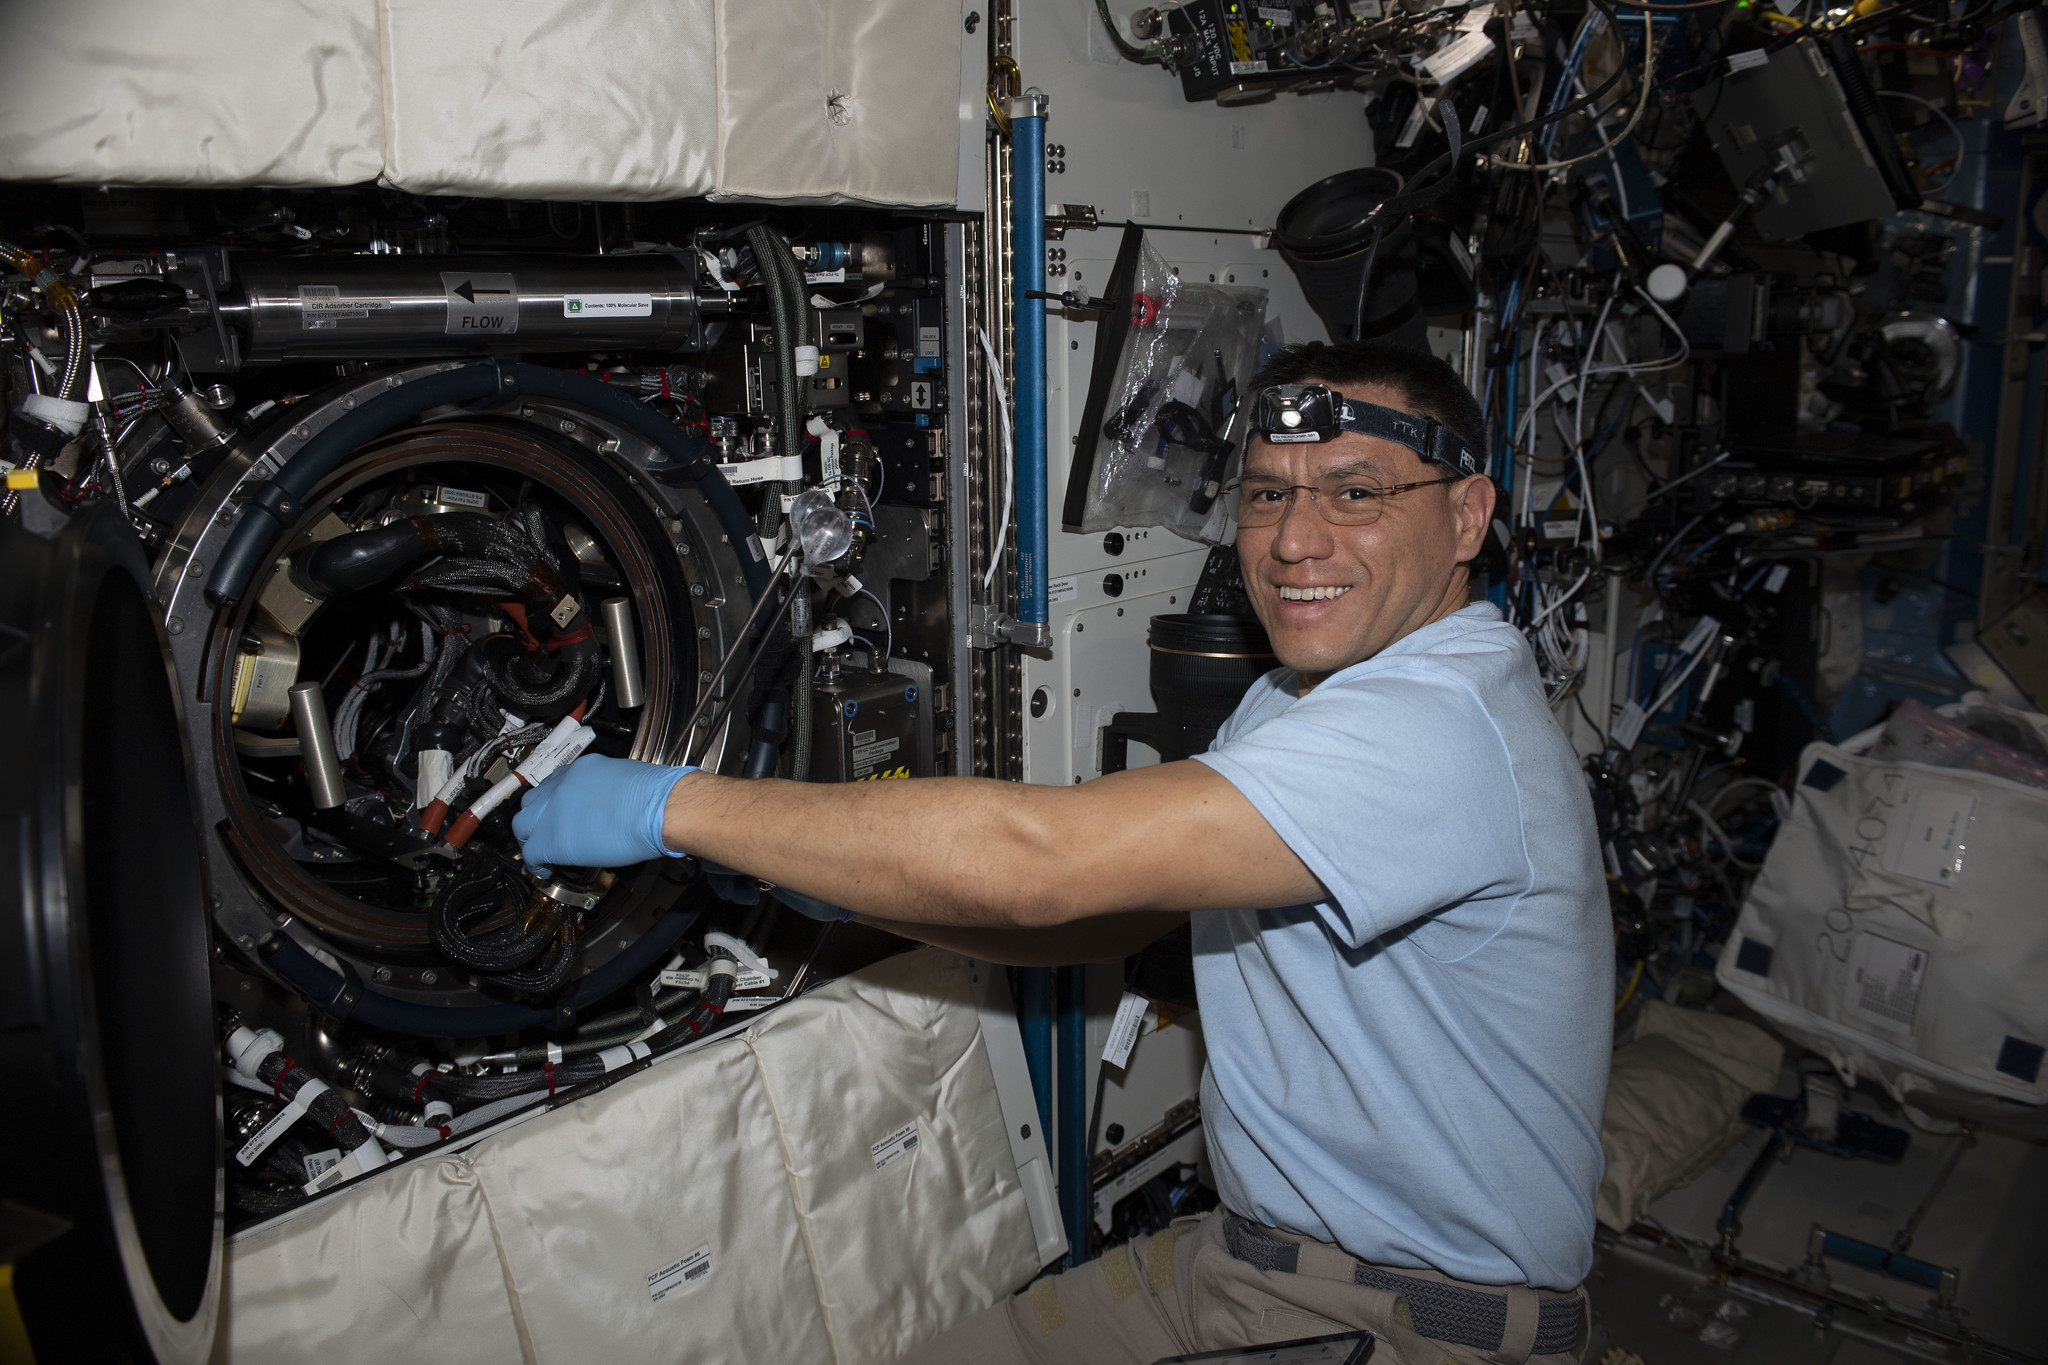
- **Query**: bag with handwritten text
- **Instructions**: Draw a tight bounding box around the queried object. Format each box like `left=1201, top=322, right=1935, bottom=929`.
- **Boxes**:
left=1716, top=692, right=2048, bottom=1129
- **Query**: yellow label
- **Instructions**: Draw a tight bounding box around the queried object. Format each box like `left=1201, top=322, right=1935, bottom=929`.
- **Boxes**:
left=1227, top=18, right=1252, bottom=60
left=4, top=469, right=38, bottom=490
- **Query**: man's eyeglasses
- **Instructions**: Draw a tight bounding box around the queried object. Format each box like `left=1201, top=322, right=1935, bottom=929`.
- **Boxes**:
left=1231, top=472, right=1462, bottom=527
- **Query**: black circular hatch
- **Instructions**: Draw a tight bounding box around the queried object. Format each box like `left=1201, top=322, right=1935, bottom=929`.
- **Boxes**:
left=0, top=502, right=222, bottom=1363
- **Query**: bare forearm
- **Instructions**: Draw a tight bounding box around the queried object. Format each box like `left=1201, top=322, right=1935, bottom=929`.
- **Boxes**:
left=663, top=771, right=1077, bottom=927
left=855, top=911, right=1188, bottom=966
left=659, top=762, right=1322, bottom=929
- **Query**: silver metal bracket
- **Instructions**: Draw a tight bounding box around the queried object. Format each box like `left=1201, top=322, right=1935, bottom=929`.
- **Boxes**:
left=1045, top=203, right=1099, bottom=241
left=968, top=603, right=1050, bottom=650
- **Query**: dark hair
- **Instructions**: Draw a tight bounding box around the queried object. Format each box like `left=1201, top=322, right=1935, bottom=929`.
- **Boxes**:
left=1248, top=340, right=1485, bottom=458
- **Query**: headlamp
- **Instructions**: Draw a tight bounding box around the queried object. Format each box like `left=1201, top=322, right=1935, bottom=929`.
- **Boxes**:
left=1248, top=383, right=1483, bottom=480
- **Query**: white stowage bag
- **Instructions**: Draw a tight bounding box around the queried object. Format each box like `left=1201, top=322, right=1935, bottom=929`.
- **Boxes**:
left=219, top=1157, right=527, bottom=1363
left=1715, top=700, right=2048, bottom=1128
left=746, top=951, right=1039, bottom=1360
left=1596, top=1002, right=1783, bottom=1232
left=217, top=949, right=1040, bottom=1364
left=376, top=0, right=719, bottom=201
left=0, top=0, right=385, bottom=188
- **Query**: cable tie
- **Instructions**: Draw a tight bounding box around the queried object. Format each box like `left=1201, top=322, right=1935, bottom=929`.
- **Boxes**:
left=412, top=1070, right=437, bottom=1103
left=326, top=1109, right=355, bottom=1135
left=272, top=1056, right=298, bottom=1097
left=544, top=1059, right=556, bottom=1096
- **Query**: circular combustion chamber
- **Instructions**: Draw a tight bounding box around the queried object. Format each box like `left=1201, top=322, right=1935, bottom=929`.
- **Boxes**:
left=159, top=371, right=757, bottom=1023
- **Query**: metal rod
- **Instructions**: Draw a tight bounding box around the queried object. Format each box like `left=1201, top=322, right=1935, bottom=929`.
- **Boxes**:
left=680, top=549, right=804, bottom=767
left=598, top=596, right=647, bottom=710
left=288, top=682, right=347, bottom=809
left=675, top=546, right=799, bottom=755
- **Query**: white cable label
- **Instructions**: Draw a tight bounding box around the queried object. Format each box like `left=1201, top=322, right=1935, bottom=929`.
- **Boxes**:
left=1612, top=700, right=1648, bottom=751
left=236, top=1076, right=330, bottom=1166
left=1678, top=614, right=1721, bottom=658
left=1849, top=934, right=1927, bottom=1034
left=597, top=1040, right=654, bottom=1072
left=1727, top=49, right=1771, bottom=73
left=415, top=748, right=453, bottom=809
left=871, top=1121, right=921, bottom=1171
left=723, top=995, right=781, bottom=1013
left=1102, top=991, right=1150, bottom=1070
left=658, top=968, right=772, bottom=991
left=563, top=293, right=653, bottom=318
left=302, top=1148, right=342, bottom=1181
left=1396, top=95, right=1438, bottom=149
left=819, top=427, right=843, bottom=486
left=1765, top=564, right=1791, bottom=594
left=649, top=1245, right=714, bottom=1302
left=514, top=717, right=596, bottom=786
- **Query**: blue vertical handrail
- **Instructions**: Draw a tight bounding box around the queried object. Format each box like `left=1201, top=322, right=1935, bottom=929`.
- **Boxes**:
left=1010, top=95, right=1049, bottom=630
left=1019, top=966, right=1054, bottom=1144
left=1056, top=963, right=1089, bottom=1265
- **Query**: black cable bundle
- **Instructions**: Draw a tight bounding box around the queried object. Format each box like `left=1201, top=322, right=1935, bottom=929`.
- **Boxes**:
left=351, top=959, right=742, bottom=1115
left=252, top=1048, right=375, bottom=1153
left=431, top=849, right=580, bottom=995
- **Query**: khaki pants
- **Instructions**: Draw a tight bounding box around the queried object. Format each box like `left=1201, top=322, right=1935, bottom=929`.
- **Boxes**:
left=897, top=1211, right=1587, bottom=1365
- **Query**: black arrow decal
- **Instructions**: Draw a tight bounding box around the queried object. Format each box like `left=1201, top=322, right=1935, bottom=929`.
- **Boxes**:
left=451, top=280, right=513, bottom=304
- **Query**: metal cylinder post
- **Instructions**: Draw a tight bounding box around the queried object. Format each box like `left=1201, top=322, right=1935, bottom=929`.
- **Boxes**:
left=1008, top=93, right=1050, bottom=631
left=599, top=596, right=647, bottom=710
left=287, top=682, right=346, bottom=810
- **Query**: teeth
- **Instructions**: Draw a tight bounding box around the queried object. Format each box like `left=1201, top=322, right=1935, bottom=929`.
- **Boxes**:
left=1278, top=585, right=1351, bottom=601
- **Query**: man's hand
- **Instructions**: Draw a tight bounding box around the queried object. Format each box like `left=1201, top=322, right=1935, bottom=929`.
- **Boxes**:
left=512, top=754, right=696, bottom=877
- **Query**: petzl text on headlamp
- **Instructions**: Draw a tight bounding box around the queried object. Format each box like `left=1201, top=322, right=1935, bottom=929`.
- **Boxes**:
left=1249, top=383, right=1482, bottom=479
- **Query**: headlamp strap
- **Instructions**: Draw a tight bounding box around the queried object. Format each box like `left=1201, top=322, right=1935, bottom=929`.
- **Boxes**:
left=1334, top=397, right=1481, bottom=479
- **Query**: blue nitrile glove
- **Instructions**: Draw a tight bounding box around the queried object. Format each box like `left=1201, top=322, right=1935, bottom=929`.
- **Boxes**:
left=700, top=859, right=855, bottom=922
left=513, top=754, right=697, bottom=878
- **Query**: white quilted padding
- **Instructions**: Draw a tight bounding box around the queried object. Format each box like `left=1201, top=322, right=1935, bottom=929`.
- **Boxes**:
left=0, top=0, right=385, bottom=189
left=0, top=0, right=964, bottom=206
left=712, top=0, right=965, bottom=206
left=376, top=0, right=720, bottom=202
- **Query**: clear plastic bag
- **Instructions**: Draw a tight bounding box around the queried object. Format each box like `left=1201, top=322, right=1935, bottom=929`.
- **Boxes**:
left=1077, top=239, right=1268, bottom=544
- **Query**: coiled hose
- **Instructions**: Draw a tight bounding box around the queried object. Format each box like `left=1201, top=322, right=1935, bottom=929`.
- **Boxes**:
left=431, top=849, right=580, bottom=995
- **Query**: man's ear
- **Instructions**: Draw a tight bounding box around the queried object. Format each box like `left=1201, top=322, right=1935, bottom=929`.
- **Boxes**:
left=1451, top=474, right=1496, bottom=565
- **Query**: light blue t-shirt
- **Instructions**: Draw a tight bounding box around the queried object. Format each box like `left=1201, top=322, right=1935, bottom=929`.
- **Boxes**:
left=1190, top=602, right=1610, bottom=1290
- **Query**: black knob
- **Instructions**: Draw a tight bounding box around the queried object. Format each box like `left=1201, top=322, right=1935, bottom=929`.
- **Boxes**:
left=1103, top=531, right=1125, bottom=556
left=1105, top=1123, right=1126, bottom=1145
left=1103, top=573, right=1124, bottom=598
